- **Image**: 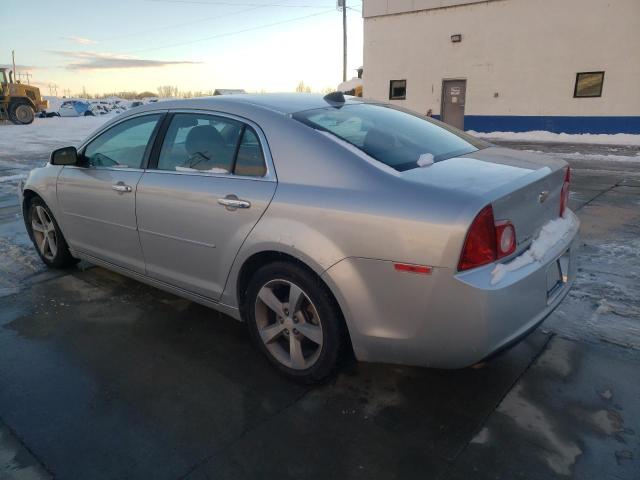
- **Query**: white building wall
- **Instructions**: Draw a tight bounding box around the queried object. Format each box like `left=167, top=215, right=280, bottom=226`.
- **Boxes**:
left=363, top=0, right=640, bottom=120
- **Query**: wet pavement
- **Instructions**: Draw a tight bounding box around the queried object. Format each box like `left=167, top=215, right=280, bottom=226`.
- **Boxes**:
left=1, top=142, right=639, bottom=479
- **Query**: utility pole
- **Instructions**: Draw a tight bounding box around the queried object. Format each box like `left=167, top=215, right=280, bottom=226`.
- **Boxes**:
left=17, top=72, right=32, bottom=84
left=342, top=0, right=347, bottom=82
left=12, top=50, right=16, bottom=80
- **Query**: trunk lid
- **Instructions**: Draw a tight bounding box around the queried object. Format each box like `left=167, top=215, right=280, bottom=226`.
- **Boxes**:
left=401, top=146, right=568, bottom=254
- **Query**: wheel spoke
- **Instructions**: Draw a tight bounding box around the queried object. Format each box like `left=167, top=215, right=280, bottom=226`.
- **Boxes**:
left=39, top=235, right=48, bottom=255
left=36, top=206, right=47, bottom=226
left=259, top=323, right=285, bottom=344
left=295, top=323, right=322, bottom=345
left=47, top=232, right=57, bottom=257
left=258, top=287, right=284, bottom=317
left=31, top=220, right=45, bottom=233
left=289, top=334, right=305, bottom=369
left=288, top=284, right=304, bottom=311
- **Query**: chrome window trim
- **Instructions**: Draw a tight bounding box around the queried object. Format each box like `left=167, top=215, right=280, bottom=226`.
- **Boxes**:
left=76, top=110, right=168, bottom=151
left=153, top=108, right=277, bottom=182
left=63, top=165, right=146, bottom=173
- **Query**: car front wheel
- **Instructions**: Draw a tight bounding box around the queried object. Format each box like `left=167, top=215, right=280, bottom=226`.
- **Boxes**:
left=245, top=261, right=345, bottom=383
left=26, top=197, right=78, bottom=268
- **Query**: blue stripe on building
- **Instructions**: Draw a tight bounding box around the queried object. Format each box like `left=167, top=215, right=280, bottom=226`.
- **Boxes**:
left=432, top=115, right=640, bottom=134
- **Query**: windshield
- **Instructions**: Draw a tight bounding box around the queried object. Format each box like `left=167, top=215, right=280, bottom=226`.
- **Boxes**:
left=0, top=70, right=7, bottom=84
left=293, top=103, right=489, bottom=172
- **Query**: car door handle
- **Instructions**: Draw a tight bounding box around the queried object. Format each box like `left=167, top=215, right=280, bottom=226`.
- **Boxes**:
left=218, top=196, right=251, bottom=209
left=112, top=183, right=132, bottom=193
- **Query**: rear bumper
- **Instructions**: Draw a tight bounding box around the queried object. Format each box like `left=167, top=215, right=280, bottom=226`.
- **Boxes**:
left=322, top=219, right=579, bottom=369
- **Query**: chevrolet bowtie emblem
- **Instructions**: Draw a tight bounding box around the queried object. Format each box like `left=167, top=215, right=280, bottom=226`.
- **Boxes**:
left=538, top=190, right=550, bottom=203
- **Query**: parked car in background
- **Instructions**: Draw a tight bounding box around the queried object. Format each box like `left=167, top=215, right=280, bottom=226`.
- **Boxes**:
left=58, top=100, right=97, bottom=117
left=20, top=93, right=579, bottom=383
left=130, top=101, right=144, bottom=108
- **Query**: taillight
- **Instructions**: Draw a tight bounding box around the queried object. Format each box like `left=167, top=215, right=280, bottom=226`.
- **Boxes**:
left=559, top=166, right=571, bottom=217
left=458, top=205, right=517, bottom=271
left=458, top=205, right=497, bottom=271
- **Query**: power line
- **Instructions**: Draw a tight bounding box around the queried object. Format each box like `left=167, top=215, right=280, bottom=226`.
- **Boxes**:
left=125, top=8, right=336, bottom=54
left=99, top=5, right=265, bottom=41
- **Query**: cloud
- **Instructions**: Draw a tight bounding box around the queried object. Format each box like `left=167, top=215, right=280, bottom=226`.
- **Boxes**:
left=62, top=36, right=98, bottom=45
left=50, top=51, right=201, bottom=70
left=0, top=64, right=37, bottom=70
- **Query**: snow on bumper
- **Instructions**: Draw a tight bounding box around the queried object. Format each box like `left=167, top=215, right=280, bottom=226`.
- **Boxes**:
left=490, top=209, right=579, bottom=285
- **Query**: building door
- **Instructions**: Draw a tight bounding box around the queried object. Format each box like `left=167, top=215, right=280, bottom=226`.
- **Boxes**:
left=441, top=80, right=466, bottom=130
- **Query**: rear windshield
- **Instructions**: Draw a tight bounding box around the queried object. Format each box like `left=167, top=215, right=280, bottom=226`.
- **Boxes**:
left=293, top=104, right=488, bottom=172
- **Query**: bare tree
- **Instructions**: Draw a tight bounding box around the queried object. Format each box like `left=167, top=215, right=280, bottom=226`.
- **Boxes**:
left=295, top=81, right=311, bottom=93
left=157, top=85, right=178, bottom=98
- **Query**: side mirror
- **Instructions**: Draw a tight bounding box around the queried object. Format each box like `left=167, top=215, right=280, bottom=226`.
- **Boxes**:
left=50, top=146, right=79, bottom=166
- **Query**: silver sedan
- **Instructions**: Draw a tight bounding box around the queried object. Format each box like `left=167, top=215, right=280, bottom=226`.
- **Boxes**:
left=21, top=93, right=579, bottom=382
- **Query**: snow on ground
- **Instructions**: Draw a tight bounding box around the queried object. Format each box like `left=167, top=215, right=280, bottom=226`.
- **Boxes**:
left=468, top=130, right=640, bottom=146
left=0, top=115, right=115, bottom=196
left=0, top=115, right=114, bottom=155
left=524, top=150, right=640, bottom=163
left=0, top=174, right=27, bottom=183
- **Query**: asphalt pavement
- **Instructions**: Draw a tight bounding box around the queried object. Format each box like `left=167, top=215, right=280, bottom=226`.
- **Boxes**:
left=0, top=141, right=639, bottom=480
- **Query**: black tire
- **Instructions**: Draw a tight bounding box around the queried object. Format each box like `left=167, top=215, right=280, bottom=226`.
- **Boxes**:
left=244, top=261, right=346, bottom=383
left=25, top=196, right=78, bottom=268
left=9, top=100, right=35, bottom=125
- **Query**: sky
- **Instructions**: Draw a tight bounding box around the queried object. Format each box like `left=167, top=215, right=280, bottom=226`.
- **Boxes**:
left=1, top=0, right=363, bottom=96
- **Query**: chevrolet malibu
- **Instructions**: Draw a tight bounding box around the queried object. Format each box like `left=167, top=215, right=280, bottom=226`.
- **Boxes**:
left=21, top=93, right=579, bottom=382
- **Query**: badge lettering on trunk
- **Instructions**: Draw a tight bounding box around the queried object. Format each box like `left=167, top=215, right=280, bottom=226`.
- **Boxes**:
left=538, top=190, right=550, bottom=203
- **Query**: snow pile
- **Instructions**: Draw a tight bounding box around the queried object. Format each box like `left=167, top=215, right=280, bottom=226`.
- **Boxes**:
left=468, top=130, right=640, bottom=146
left=417, top=153, right=434, bottom=167
left=337, top=77, right=363, bottom=93
left=491, top=209, right=578, bottom=285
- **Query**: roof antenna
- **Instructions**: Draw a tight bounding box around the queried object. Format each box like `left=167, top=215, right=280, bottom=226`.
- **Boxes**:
left=323, top=91, right=345, bottom=106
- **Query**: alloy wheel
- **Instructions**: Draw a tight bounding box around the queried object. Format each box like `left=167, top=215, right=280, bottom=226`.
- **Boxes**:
left=31, top=205, right=58, bottom=261
left=254, top=279, right=323, bottom=370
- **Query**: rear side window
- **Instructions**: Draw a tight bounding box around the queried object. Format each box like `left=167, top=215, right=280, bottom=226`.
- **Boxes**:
left=293, top=104, right=488, bottom=172
left=157, top=113, right=242, bottom=174
left=234, top=128, right=266, bottom=177
left=84, top=114, right=162, bottom=168
left=156, top=113, right=267, bottom=177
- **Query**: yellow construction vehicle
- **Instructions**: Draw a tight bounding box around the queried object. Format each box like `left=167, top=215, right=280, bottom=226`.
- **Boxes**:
left=0, top=67, right=48, bottom=124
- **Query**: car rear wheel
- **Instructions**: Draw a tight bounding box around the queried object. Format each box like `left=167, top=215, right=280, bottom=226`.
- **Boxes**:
left=245, top=261, right=345, bottom=383
left=26, top=197, right=78, bottom=268
left=9, top=101, right=35, bottom=125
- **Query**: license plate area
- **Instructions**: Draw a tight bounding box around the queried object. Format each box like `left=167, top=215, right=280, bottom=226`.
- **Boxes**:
left=547, top=249, right=570, bottom=301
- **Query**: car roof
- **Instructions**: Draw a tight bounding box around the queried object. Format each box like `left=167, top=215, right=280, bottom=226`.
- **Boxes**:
left=142, top=93, right=368, bottom=115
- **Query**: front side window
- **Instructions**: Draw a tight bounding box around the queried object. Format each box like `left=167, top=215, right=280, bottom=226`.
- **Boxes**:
left=293, top=103, right=488, bottom=172
left=157, top=113, right=267, bottom=177
left=389, top=80, right=407, bottom=100
left=574, top=71, right=604, bottom=98
left=84, top=114, right=162, bottom=168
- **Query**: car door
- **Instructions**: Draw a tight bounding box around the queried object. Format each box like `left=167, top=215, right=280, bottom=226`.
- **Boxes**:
left=136, top=111, right=277, bottom=300
left=57, top=113, right=164, bottom=273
